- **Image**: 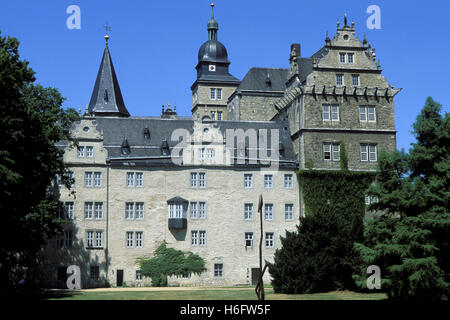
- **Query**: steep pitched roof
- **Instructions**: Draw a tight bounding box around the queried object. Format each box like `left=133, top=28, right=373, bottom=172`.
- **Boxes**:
left=88, top=39, right=130, bottom=117
left=238, top=68, right=288, bottom=92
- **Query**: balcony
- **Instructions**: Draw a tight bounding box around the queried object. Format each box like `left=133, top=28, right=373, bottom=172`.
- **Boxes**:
left=167, top=196, right=189, bottom=230
left=168, top=218, right=187, bottom=229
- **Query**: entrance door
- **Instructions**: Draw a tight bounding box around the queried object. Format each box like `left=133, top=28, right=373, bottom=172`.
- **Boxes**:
left=116, top=269, right=124, bottom=287
left=251, top=268, right=260, bottom=286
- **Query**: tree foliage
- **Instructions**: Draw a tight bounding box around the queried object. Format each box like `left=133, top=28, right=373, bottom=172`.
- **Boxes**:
left=137, top=241, right=207, bottom=287
left=268, top=170, right=374, bottom=293
left=0, top=30, right=79, bottom=292
left=354, top=97, right=449, bottom=299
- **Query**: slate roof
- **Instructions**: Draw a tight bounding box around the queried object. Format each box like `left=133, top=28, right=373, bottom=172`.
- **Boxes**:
left=89, top=116, right=297, bottom=168
left=88, top=44, right=130, bottom=118
left=237, top=68, right=288, bottom=92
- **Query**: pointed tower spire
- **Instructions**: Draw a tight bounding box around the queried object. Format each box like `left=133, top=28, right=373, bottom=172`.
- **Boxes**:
left=88, top=33, right=130, bottom=117
left=207, top=2, right=218, bottom=40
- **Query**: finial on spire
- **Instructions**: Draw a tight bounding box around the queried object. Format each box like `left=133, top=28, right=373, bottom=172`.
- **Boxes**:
left=211, top=2, right=215, bottom=17
left=363, top=33, right=367, bottom=46
left=104, top=22, right=112, bottom=45
left=337, top=20, right=340, bottom=29
left=344, top=13, right=348, bottom=26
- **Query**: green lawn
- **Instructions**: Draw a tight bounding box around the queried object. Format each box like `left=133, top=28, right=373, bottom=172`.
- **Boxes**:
left=45, top=288, right=387, bottom=300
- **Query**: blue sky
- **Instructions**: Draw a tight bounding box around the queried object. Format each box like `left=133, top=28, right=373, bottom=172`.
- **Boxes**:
left=0, top=0, right=448, bottom=152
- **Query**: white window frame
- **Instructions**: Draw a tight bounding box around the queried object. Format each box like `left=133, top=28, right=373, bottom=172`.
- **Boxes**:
left=264, top=174, right=273, bottom=189
left=199, top=202, right=206, bottom=219
left=198, top=172, right=206, bottom=188
left=323, top=143, right=340, bottom=161
left=135, top=231, right=143, bottom=248
left=93, top=172, right=102, bottom=187
left=285, top=204, right=294, bottom=221
left=284, top=174, right=293, bottom=189
left=125, top=202, right=134, bottom=220
left=352, top=74, right=360, bottom=86
left=169, top=204, right=185, bottom=219
left=126, top=231, right=134, bottom=248
left=217, top=111, right=222, bottom=120
left=63, top=202, right=74, bottom=220
left=191, top=230, right=198, bottom=246
left=367, top=106, right=376, bottom=122
left=244, top=173, right=253, bottom=188
left=265, top=232, right=274, bottom=248
left=360, top=144, right=377, bottom=162
left=339, top=52, right=346, bottom=64
left=323, top=105, right=339, bottom=121
left=244, top=203, right=253, bottom=220
left=135, top=202, right=145, bottom=220
left=190, top=172, right=198, bottom=188
left=245, top=232, right=254, bottom=248
left=210, top=88, right=216, bottom=100
left=86, top=146, right=93, bottom=158
left=135, top=172, right=144, bottom=187
left=336, top=74, right=344, bottom=86
left=347, top=53, right=354, bottom=64
left=216, top=88, right=222, bottom=100
left=84, top=202, right=93, bottom=219
left=84, top=172, right=93, bottom=187
left=77, top=146, right=85, bottom=158
left=94, top=202, right=103, bottom=220
left=199, top=230, right=206, bottom=246
left=190, top=202, right=198, bottom=219
left=264, top=203, right=274, bottom=221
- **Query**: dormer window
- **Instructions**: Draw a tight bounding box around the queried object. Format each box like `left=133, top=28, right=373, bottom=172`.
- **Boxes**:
left=143, top=127, right=150, bottom=139
left=104, top=90, right=109, bottom=103
left=121, top=139, right=130, bottom=155
left=161, top=140, right=170, bottom=156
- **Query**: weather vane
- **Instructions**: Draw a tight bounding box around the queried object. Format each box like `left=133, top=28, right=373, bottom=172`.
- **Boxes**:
left=104, top=22, right=112, bottom=35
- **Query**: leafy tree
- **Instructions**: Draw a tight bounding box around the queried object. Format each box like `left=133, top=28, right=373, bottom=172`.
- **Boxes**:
left=137, top=241, right=207, bottom=286
left=354, top=97, right=449, bottom=299
left=0, top=31, right=79, bottom=292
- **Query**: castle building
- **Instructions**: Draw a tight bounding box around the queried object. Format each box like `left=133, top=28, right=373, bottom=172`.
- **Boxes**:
left=40, top=7, right=399, bottom=288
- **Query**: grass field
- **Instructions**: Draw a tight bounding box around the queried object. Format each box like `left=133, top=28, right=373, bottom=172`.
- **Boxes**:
left=45, top=287, right=387, bottom=300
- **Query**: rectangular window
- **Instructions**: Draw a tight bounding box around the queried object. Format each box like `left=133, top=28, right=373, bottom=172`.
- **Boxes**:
left=57, top=231, right=73, bottom=248
left=352, top=74, right=360, bottom=86
left=84, top=202, right=93, bottom=219
left=323, top=143, right=331, bottom=160
left=135, top=202, right=144, bottom=220
left=244, top=173, right=253, bottom=188
left=264, top=174, right=273, bottom=189
left=285, top=204, right=294, bottom=221
left=217, top=111, right=222, bottom=120
left=126, top=231, right=134, bottom=248
left=322, top=105, right=330, bottom=121
left=199, top=202, right=206, bottom=219
left=339, top=52, right=346, bottom=64
left=135, top=173, right=144, bottom=187
left=77, top=146, right=85, bottom=158
left=93, top=172, right=102, bottom=187
left=90, top=266, right=99, bottom=280
left=63, top=202, right=74, bottom=220
left=94, top=202, right=103, bottom=219
left=210, top=88, right=216, bottom=100
left=190, top=172, right=198, bottom=188
left=126, top=172, right=134, bottom=187
left=84, top=172, right=93, bottom=187
left=367, top=106, right=376, bottom=122
left=190, top=202, right=198, bottom=219
left=360, top=144, right=377, bottom=162
left=245, top=232, right=254, bottom=248
left=216, top=88, right=222, bottom=100
left=125, top=202, right=134, bottom=220
left=95, top=231, right=103, bottom=248
left=136, top=270, right=143, bottom=280
left=169, top=204, right=184, bottom=219
left=207, top=148, right=215, bottom=159
left=264, top=203, right=274, bottom=221
left=323, top=105, right=339, bottom=121
left=332, top=143, right=340, bottom=161
left=369, top=144, right=377, bottom=162
left=284, top=174, right=293, bottom=188
left=199, top=231, right=206, bottom=246
left=87, top=231, right=103, bottom=248
left=347, top=53, right=354, bottom=64
left=198, top=172, right=206, bottom=188
left=244, top=203, right=253, bottom=220
left=210, top=111, right=216, bottom=120
left=191, top=230, right=198, bottom=246
left=359, top=106, right=367, bottom=122
left=265, top=232, right=274, bottom=248
left=214, top=263, right=223, bottom=277
left=336, top=74, right=344, bottom=86
left=198, top=148, right=206, bottom=160
left=86, top=146, right=93, bottom=158
left=135, top=232, right=143, bottom=248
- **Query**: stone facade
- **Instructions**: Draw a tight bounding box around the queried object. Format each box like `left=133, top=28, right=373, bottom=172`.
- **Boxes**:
left=41, top=14, right=399, bottom=289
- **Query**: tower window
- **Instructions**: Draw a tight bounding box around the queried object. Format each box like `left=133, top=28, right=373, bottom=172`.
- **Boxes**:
left=104, top=90, right=108, bottom=103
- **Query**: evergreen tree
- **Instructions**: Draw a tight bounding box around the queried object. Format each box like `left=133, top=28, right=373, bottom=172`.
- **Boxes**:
left=354, top=97, right=449, bottom=299
left=0, top=31, right=79, bottom=292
